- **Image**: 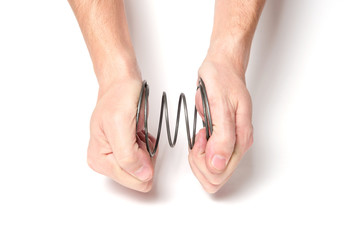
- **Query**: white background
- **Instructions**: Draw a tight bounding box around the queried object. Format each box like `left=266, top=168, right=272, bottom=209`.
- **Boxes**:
left=0, top=0, right=359, bottom=239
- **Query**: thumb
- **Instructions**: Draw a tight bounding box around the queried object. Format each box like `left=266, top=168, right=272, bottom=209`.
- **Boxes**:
left=196, top=91, right=236, bottom=173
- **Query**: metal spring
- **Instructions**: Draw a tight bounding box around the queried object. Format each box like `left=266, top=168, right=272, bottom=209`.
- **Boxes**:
left=136, top=78, right=213, bottom=157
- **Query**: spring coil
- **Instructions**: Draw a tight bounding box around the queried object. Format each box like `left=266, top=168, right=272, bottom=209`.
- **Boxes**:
left=136, top=78, right=213, bottom=157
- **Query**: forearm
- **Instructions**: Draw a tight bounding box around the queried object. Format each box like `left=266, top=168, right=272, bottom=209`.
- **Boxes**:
left=208, top=0, right=265, bottom=75
left=68, top=0, right=139, bottom=89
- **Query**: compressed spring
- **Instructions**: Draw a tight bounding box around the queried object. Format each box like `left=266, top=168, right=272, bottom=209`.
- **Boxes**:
left=136, top=78, right=213, bottom=157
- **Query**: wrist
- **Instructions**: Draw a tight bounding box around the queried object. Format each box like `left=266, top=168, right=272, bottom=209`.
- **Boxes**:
left=206, top=35, right=252, bottom=77
left=94, top=52, right=142, bottom=98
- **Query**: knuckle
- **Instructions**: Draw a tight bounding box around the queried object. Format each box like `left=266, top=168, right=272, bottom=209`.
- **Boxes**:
left=203, top=182, right=220, bottom=194
left=208, top=175, right=223, bottom=186
left=206, top=187, right=220, bottom=194
left=188, top=152, right=196, bottom=164
left=242, top=123, right=253, bottom=137
left=203, top=169, right=224, bottom=185
left=138, top=181, right=153, bottom=193
left=237, top=123, right=254, bottom=148
left=89, top=113, right=98, bottom=131
left=87, top=155, right=98, bottom=172
left=87, top=139, right=99, bottom=172
left=144, top=182, right=153, bottom=192
left=248, top=132, right=254, bottom=149
left=245, top=125, right=254, bottom=150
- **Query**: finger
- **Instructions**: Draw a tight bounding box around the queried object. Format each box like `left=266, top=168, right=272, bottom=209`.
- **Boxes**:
left=192, top=118, right=253, bottom=185
left=103, top=97, right=154, bottom=182
left=107, top=122, right=153, bottom=182
left=235, top=101, right=254, bottom=155
left=195, top=90, right=236, bottom=174
left=137, top=130, right=158, bottom=164
left=189, top=154, right=219, bottom=193
left=87, top=136, right=152, bottom=192
left=190, top=127, right=244, bottom=189
left=106, top=153, right=153, bottom=192
left=189, top=128, right=228, bottom=186
left=136, top=88, right=148, bottom=133
left=189, top=128, right=235, bottom=193
left=195, top=90, right=205, bottom=122
left=188, top=128, right=220, bottom=193
left=87, top=135, right=112, bottom=176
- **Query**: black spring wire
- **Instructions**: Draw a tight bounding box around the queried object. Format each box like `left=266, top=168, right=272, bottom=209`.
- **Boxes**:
left=136, top=78, right=213, bottom=157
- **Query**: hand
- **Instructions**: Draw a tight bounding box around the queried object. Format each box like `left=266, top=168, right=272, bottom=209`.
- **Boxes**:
left=87, top=76, right=157, bottom=192
left=189, top=54, right=254, bottom=193
left=69, top=0, right=157, bottom=192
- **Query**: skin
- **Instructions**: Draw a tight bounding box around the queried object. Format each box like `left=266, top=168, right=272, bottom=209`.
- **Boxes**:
left=190, top=0, right=265, bottom=193
left=68, top=0, right=265, bottom=193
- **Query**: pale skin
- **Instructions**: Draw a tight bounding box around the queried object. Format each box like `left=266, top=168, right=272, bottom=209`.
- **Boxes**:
left=68, top=0, right=265, bottom=193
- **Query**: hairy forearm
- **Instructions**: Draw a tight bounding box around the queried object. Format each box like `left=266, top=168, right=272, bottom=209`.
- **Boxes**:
left=208, top=0, right=265, bottom=75
left=68, top=0, right=139, bottom=88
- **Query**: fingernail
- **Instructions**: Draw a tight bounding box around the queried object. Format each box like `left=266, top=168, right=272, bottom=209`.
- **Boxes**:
left=211, top=155, right=228, bottom=171
left=132, top=165, right=152, bottom=181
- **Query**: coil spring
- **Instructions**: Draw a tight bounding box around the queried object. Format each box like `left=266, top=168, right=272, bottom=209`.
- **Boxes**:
left=136, top=78, right=213, bottom=157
